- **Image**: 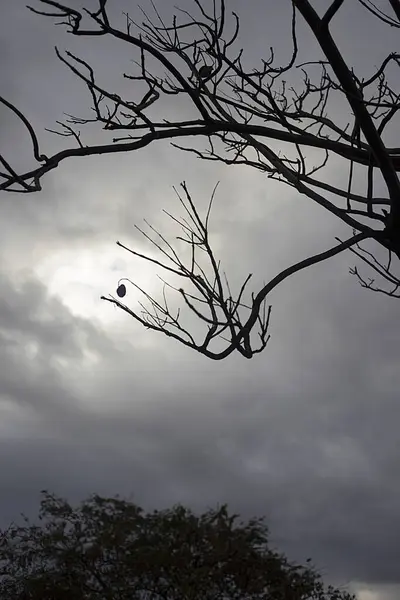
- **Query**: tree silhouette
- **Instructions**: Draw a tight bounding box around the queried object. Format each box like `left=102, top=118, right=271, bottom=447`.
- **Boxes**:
left=0, top=490, right=355, bottom=600
left=0, top=0, right=399, bottom=359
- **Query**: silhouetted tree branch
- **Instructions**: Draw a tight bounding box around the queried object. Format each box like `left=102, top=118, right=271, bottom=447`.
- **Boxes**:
left=101, top=183, right=371, bottom=359
left=1, top=0, right=400, bottom=358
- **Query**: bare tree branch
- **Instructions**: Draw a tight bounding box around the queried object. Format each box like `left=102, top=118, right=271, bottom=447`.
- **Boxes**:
left=357, top=0, right=400, bottom=26
left=1, top=0, right=400, bottom=358
left=101, top=183, right=371, bottom=359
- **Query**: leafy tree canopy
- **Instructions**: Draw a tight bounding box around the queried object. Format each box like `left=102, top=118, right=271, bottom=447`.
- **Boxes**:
left=0, top=490, right=355, bottom=600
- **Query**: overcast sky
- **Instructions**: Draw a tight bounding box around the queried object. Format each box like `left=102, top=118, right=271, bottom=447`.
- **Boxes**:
left=1, top=1, right=400, bottom=599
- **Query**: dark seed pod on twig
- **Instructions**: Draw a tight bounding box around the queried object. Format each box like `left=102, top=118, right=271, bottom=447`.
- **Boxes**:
left=198, top=65, right=213, bottom=79
left=116, top=283, right=126, bottom=298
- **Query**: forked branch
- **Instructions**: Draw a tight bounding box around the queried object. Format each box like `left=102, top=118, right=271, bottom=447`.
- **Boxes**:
left=1, top=0, right=400, bottom=359
left=102, top=184, right=371, bottom=359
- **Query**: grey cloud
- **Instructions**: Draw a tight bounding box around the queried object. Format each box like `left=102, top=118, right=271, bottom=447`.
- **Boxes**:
left=1, top=2, right=399, bottom=599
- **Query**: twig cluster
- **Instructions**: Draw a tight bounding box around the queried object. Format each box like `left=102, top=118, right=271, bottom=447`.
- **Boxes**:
left=1, top=0, right=400, bottom=358
left=101, top=182, right=271, bottom=359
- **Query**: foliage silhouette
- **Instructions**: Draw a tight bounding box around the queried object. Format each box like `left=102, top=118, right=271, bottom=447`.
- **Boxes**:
left=0, top=490, right=355, bottom=600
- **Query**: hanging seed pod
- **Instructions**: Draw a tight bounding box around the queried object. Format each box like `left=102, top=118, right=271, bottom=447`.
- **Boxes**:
left=116, top=283, right=126, bottom=298
left=198, top=64, right=213, bottom=79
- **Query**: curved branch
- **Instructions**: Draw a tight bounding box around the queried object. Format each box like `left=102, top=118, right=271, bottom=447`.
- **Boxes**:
left=0, top=95, right=48, bottom=163
left=101, top=187, right=373, bottom=360
left=227, top=231, right=373, bottom=359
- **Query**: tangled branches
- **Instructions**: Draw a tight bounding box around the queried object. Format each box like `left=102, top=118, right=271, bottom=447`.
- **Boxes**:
left=1, top=0, right=400, bottom=358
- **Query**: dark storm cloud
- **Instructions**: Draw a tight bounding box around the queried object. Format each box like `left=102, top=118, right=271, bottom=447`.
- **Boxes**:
left=1, top=259, right=399, bottom=590
left=1, top=2, right=400, bottom=599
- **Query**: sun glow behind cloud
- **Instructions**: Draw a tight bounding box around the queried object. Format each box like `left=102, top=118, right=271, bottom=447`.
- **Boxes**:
left=33, top=243, right=161, bottom=328
left=351, top=584, right=400, bottom=600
